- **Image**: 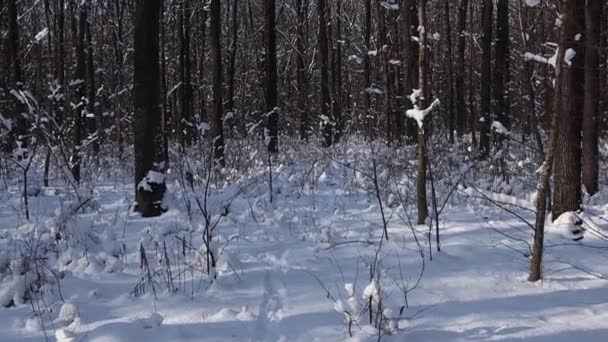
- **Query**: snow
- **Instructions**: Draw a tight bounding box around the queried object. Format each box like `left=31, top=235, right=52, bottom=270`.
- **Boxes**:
left=491, top=121, right=510, bottom=136
left=525, top=47, right=576, bottom=69
left=525, top=0, right=540, bottom=7
left=380, top=2, right=399, bottom=11
left=34, top=28, right=48, bottom=42
left=564, top=48, right=577, bottom=66
left=1, top=140, right=608, bottom=341
left=138, top=170, right=165, bottom=191
left=406, top=88, right=441, bottom=129
left=0, top=113, right=12, bottom=131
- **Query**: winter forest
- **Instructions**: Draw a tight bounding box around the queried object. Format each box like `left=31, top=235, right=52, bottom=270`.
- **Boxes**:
left=1, top=0, right=608, bottom=340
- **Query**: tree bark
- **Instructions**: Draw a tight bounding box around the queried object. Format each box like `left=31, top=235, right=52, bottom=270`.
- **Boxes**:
left=134, top=0, right=166, bottom=217
left=363, top=0, right=372, bottom=140
left=529, top=1, right=574, bottom=281
left=404, top=0, right=419, bottom=144
left=265, top=0, right=278, bottom=153
left=479, top=0, right=493, bottom=158
left=455, top=0, right=468, bottom=138
left=210, top=0, right=225, bottom=166
left=416, top=0, right=429, bottom=225
left=86, top=17, right=99, bottom=154
left=494, top=0, right=510, bottom=131
left=227, top=0, right=239, bottom=121
left=582, top=0, right=602, bottom=196
left=71, top=1, right=88, bottom=183
left=179, top=0, right=193, bottom=147
left=332, top=0, right=343, bottom=143
left=318, top=0, right=332, bottom=147
left=296, top=0, right=309, bottom=140
left=552, top=0, right=584, bottom=219
left=444, top=0, right=455, bottom=144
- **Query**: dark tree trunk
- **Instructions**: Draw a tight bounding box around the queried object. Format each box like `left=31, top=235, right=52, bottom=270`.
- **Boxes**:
left=86, top=17, right=99, bottom=154
left=552, top=0, right=584, bottom=219
left=7, top=0, right=21, bottom=86
left=494, top=0, right=510, bottom=130
left=582, top=0, right=602, bottom=196
left=7, top=0, right=27, bottom=153
left=479, top=0, right=492, bottom=157
left=318, top=0, right=332, bottom=147
left=71, top=2, right=88, bottom=184
left=363, top=0, right=372, bottom=139
left=265, top=0, right=278, bottom=153
left=332, top=0, right=343, bottom=143
left=133, top=0, right=166, bottom=217
left=455, top=0, right=468, bottom=137
left=112, top=0, right=124, bottom=156
left=227, top=0, right=239, bottom=120
left=179, top=0, right=193, bottom=147
left=404, top=0, right=419, bottom=144
left=444, top=0, right=455, bottom=144
left=529, top=1, right=574, bottom=281
left=296, top=0, right=309, bottom=140
left=197, top=6, right=208, bottom=125
left=416, top=0, right=428, bottom=225
left=377, top=0, right=392, bottom=145
left=210, top=0, right=225, bottom=165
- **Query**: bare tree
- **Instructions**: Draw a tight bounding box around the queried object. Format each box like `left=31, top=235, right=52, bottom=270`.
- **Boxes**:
left=210, top=0, right=225, bottom=166
left=133, top=0, right=166, bottom=217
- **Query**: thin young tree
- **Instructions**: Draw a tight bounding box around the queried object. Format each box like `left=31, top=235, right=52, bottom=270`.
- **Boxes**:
left=416, top=0, right=429, bottom=225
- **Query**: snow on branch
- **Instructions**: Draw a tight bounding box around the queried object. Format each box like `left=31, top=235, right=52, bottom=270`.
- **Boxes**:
left=406, top=88, right=440, bottom=129
left=524, top=48, right=576, bottom=69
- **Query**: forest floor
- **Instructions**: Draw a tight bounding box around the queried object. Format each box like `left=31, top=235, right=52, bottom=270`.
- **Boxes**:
left=1, top=139, right=608, bottom=341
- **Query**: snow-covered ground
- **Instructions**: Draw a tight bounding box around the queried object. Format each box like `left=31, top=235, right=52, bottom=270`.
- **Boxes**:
left=1, top=139, right=608, bottom=341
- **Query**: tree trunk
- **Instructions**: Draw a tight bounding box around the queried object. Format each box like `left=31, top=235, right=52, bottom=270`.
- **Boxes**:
left=363, top=0, right=372, bottom=140
left=332, top=0, right=343, bottom=143
left=494, top=0, right=510, bottom=131
left=377, top=0, right=392, bottom=145
left=404, top=0, right=419, bottom=144
left=134, top=0, right=166, bottom=217
left=444, top=0, right=455, bottom=143
left=210, top=0, right=225, bottom=166
left=7, top=0, right=27, bottom=154
left=455, top=0, right=468, bottom=138
left=479, top=0, right=492, bottom=157
left=71, top=2, right=87, bottom=184
left=86, top=17, right=99, bottom=154
left=227, top=0, right=239, bottom=121
left=582, top=0, right=602, bottom=196
left=552, top=0, right=584, bottom=219
left=296, top=0, right=309, bottom=140
left=179, top=0, right=193, bottom=147
left=529, top=1, right=574, bottom=281
left=265, top=0, right=278, bottom=153
left=416, top=0, right=429, bottom=225
left=318, top=0, right=332, bottom=147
